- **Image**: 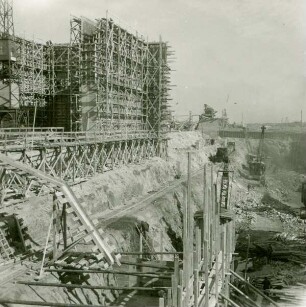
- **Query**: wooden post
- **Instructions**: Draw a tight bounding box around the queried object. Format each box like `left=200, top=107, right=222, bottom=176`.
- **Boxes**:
left=194, top=269, right=199, bottom=307
left=244, top=234, right=250, bottom=280
left=171, top=275, right=177, bottom=307
left=214, top=184, right=220, bottom=307
left=224, top=224, right=229, bottom=307
left=187, top=151, right=193, bottom=305
left=196, top=227, right=201, bottom=268
left=177, top=285, right=183, bottom=307
left=167, top=288, right=172, bottom=307
left=52, top=197, right=58, bottom=260
left=221, top=228, right=225, bottom=282
left=40, top=148, right=46, bottom=173
left=208, top=188, right=213, bottom=267
left=160, top=230, right=164, bottom=261
left=159, top=297, right=165, bottom=307
left=138, top=230, right=144, bottom=286
left=183, top=187, right=188, bottom=290
left=39, top=213, right=53, bottom=277
left=202, top=164, right=207, bottom=260
left=62, top=203, right=67, bottom=249
left=139, top=232, right=143, bottom=258
left=128, top=255, right=135, bottom=287
left=204, top=239, right=209, bottom=307
left=172, top=255, right=179, bottom=307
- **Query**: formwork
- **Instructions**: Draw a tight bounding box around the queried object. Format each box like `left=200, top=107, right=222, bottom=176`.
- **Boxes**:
left=0, top=0, right=172, bottom=138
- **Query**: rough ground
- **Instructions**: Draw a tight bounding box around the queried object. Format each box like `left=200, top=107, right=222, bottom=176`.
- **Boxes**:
left=231, top=137, right=306, bottom=307
left=1, top=131, right=305, bottom=306
left=0, top=131, right=218, bottom=305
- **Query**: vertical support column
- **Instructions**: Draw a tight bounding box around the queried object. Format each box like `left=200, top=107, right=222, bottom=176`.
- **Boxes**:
left=211, top=165, right=215, bottom=258
left=52, top=195, right=58, bottom=260
left=214, top=183, right=220, bottom=307
left=183, top=187, right=188, bottom=291
left=128, top=255, right=136, bottom=287
left=208, top=188, right=213, bottom=268
left=138, top=231, right=144, bottom=287
left=194, top=267, right=199, bottom=307
left=160, top=230, right=164, bottom=261
left=187, top=151, right=193, bottom=273
left=139, top=232, right=143, bottom=258
left=40, top=148, right=46, bottom=173
left=224, top=223, right=230, bottom=307
left=111, top=143, right=115, bottom=170
left=167, top=288, right=172, bottom=307
left=62, top=203, right=67, bottom=249
left=204, top=164, right=210, bottom=307
left=194, top=227, right=201, bottom=307
left=171, top=255, right=179, bottom=307
left=183, top=151, right=193, bottom=305
left=58, top=146, right=63, bottom=179
left=202, top=164, right=207, bottom=259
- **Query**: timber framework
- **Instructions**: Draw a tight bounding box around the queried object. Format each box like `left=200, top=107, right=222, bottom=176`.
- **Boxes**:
left=0, top=0, right=172, bottom=190
left=0, top=0, right=173, bottom=135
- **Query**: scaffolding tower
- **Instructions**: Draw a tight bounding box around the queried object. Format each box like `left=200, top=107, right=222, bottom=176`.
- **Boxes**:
left=0, top=0, right=173, bottom=138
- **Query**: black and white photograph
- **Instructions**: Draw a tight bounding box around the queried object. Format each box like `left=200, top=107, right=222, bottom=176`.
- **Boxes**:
left=0, top=0, right=305, bottom=306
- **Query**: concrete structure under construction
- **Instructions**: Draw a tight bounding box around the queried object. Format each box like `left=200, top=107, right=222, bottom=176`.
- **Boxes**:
left=0, top=1, right=172, bottom=137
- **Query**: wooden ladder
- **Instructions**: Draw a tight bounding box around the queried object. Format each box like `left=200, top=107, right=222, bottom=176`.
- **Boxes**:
left=0, top=153, right=120, bottom=267
left=53, top=191, right=120, bottom=268
left=0, top=227, right=14, bottom=262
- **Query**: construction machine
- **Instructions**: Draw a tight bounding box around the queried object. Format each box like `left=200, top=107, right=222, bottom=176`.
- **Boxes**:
left=247, top=126, right=266, bottom=182
left=209, top=147, right=229, bottom=163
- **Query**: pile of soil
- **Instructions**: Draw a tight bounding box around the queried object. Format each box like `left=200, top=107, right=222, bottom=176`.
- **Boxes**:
left=230, top=137, right=306, bottom=305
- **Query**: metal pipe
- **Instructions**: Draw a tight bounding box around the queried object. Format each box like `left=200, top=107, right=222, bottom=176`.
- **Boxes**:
left=17, top=281, right=170, bottom=291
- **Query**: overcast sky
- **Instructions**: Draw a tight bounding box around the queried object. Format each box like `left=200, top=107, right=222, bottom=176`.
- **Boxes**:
left=13, top=0, right=306, bottom=123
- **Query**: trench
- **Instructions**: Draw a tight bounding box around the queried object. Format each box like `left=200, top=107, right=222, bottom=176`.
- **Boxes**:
left=0, top=131, right=216, bottom=306
left=1, top=132, right=305, bottom=306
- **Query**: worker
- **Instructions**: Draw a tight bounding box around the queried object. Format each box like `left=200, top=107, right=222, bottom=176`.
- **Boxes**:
left=262, top=277, right=271, bottom=296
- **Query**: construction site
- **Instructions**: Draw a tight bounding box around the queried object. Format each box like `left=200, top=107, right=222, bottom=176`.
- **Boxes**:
left=0, top=0, right=306, bottom=307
